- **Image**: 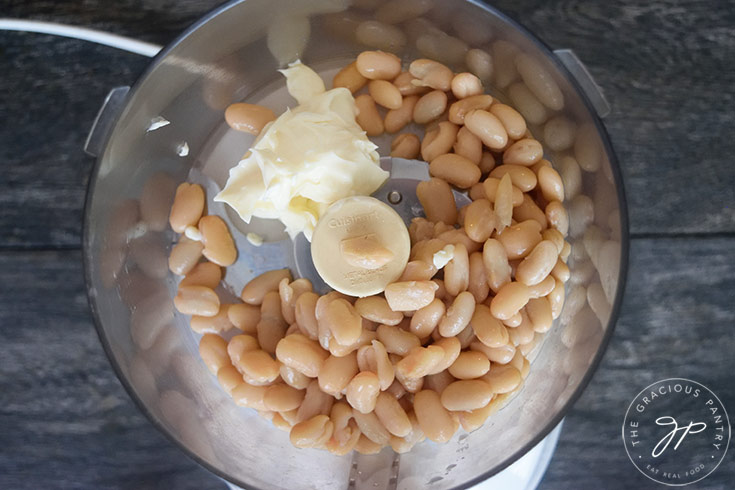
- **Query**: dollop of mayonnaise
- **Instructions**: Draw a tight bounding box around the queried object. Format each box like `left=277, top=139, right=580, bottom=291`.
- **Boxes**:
left=215, top=61, right=389, bottom=241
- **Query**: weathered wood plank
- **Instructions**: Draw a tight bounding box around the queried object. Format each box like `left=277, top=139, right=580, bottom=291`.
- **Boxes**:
left=539, top=236, right=735, bottom=489
left=1, top=0, right=734, bottom=249
left=0, top=250, right=223, bottom=489
left=1, top=237, right=733, bottom=488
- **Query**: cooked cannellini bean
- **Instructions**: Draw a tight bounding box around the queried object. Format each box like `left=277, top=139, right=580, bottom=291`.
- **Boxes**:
left=482, top=238, right=512, bottom=293
left=276, top=334, right=328, bottom=378
left=471, top=304, right=509, bottom=348
left=416, top=30, right=468, bottom=66
left=264, top=384, right=305, bottom=412
left=468, top=251, right=490, bottom=303
left=494, top=173, right=513, bottom=231
left=492, top=40, right=520, bottom=89
left=346, top=371, right=381, bottom=413
left=236, top=349, right=280, bottom=384
left=438, top=291, right=476, bottom=337
left=441, top=379, right=494, bottom=411
left=395, top=345, right=443, bottom=380
left=199, top=334, right=229, bottom=374
left=490, top=165, right=538, bottom=192
left=385, top=95, right=419, bottom=133
left=225, top=103, right=276, bottom=134
left=451, top=72, right=483, bottom=99
left=198, top=215, right=236, bottom=267
left=168, top=237, right=204, bottom=276
left=413, top=90, right=448, bottom=124
left=449, top=351, right=490, bottom=379
left=410, top=298, right=445, bottom=338
left=355, top=296, right=403, bottom=326
left=416, top=178, right=458, bottom=226
left=241, top=269, right=292, bottom=305
left=290, top=415, right=334, bottom=448
left=448, top=95, right=493, bottom=125
left=374, top=392, right=412, bottom=437
left=169, top=183, right=205, bottom=233
left=544, top=116, right=576, bottom=151
left=180, top=262, right=221, bottom=289
left=393, top=71, right=428, bottom=96
left=297, top=379, right=335, bottom=423
left=497, top=220, right=543, bottom=260
left=294, top=291, right=319, bottom=339
left=280, top=364, right=311, bottom=390
left=369, top=80, right=403, bottom=110
left=354, top=434, right=383, bottom=454
left=376, top=324, right=421, bottom=356
left=232, top=382, right=268, bottom=410
left=409, top=58, right=453, bottom=91
left=320, top=298, right=362, bottom=346
left=574, top=124, right=603, bottom=172
left=174, top=285, right=219, bottom=316
left=429, top=153, right=482, bottom=189
left=538, top=166, right=565, bottom=203
left=318, top=353, right=359, bottom=398
left=465, top=48, right=493, bottom=82
left=464, top=110, right=508, bottom=150
left=490, top=282, right=530, bottom=320
left=526, top=297, right=553, bottom=333
left=508, top=82, right=548, bottom=125
left=470, top=341, right=516, bottom=365
left=503, top=139, right=544, bottom=167
left=390, top=133, right=421, bottom=158
left=453, top=126, right=482, bottom=165
left=548, top=278, right=566, bottom=319
left=356, top=21, right=407, bottom=53
left=516, top=240, right=558, bottom=286
left=414, top=390, right=457, bottom=443
left=356, top=51, right=402, bottom=80
left=333, top=61, right=367, bottom=93
left=190, top=305, right=234, bottom=334
left=428, top=336, right=462, bottom=375
left=489, top=103, right=526, bottom=140
left=422, top=121, right=459, bottom=163
left=516, top=54, right=564, bottom=111
left=482, top=364, right=522, bottom=393
left=482, top=178, right=523, bottom=206
left=551, top=258, right=571, bottom=283
left=355, top=94, right=384, bottom=136
left=464, top=199, right=496, bottom=243
left=384, top=280, right=438, bottom=311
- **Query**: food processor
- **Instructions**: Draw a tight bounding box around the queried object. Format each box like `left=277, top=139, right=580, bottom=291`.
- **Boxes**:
left=82, top=0, right=628, bottom=488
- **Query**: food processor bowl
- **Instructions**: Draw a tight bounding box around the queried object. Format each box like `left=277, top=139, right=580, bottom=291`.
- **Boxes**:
left=83, top=0, right=628, bottom=488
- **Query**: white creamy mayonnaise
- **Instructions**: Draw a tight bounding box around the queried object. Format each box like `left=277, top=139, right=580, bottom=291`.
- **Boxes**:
left=215, top=61, right=389, bottom=241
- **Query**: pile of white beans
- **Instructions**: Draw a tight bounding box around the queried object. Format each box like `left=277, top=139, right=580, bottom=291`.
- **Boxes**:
left=165, top=50, right=572, bottom=455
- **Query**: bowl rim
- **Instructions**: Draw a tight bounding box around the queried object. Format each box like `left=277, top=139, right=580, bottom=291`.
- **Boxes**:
left=82, top=1, right=630, bottom=488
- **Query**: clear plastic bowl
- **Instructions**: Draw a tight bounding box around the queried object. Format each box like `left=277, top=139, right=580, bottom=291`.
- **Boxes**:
left=83, top=1, right=628, bottom=488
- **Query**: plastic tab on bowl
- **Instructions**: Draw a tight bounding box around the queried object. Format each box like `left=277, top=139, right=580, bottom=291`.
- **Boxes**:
left=554, top=49, right=611, bottom=118
left=84, top=86, right=130, bottom=157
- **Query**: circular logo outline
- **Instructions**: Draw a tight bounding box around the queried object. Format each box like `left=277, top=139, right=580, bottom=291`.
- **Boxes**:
left=622, top=377, right=731, bottom=486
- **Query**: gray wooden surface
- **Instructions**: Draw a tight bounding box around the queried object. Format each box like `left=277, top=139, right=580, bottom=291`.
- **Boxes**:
left=0, top=1, right=733, bottom=489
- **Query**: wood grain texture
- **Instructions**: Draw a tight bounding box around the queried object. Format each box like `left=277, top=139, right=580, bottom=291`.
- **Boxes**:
left=493, top=0, right=735, bottom=236
left=1, top=0, right=734, bottom=249
left=539, top=236, right=735, bottom=490
left=1, top=241, right=732, bottom=489
left=0, top=251, right=224, bottom=490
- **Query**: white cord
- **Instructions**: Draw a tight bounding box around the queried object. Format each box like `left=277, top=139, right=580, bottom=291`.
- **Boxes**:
left=0, top=18, right=162, bottom=57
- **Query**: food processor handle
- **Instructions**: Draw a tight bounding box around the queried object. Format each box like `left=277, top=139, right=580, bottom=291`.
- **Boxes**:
left=553, top=49, right=611, bottom=118
left=84, top=86, right=130, bottom=157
